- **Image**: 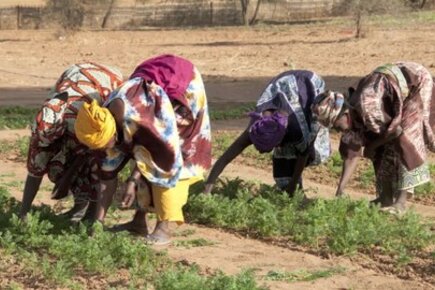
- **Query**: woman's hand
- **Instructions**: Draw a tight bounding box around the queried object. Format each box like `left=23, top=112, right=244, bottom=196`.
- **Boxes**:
left=364, top=126, right=403, bottom=159
left=204, top=183, right=214, bottom=194
left=121, top=179, right=137, bottom=208
left=286, top=181, right=298, bottom=197
left=335, top=187, right=345, bottom=197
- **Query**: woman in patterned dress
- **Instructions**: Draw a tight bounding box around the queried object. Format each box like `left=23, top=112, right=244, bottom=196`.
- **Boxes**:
left=313, top=61, right=435, bottom=213
left=205, top=70, right=331, bottom=197
left=19, top=63, right=123, bottom=220
left=75, top=54, right=211, bottom=245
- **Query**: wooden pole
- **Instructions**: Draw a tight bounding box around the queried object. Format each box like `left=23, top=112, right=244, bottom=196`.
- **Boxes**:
left=16, top=6, right=21, bottom=29
left=210, top=1, right=213, bottom=26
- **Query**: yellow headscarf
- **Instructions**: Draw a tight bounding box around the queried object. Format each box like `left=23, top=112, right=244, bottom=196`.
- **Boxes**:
left=75, top=99, right=116, bottom=149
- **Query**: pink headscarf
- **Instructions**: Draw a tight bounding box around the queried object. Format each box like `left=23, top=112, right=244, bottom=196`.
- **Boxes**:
left=130, top=54, right=194, bottom=107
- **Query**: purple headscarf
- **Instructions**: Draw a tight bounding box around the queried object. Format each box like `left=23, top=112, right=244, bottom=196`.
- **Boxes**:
left=249, top=111, right=288, bottom=153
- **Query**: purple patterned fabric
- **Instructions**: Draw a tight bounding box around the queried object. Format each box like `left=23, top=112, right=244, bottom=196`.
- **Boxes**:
left=249, top=111, right=288, bottom=152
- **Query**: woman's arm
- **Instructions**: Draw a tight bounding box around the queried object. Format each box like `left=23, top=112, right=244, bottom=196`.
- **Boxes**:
left=204, top=129, right=252, bottom=193
left=364, top=126, right=403, bottom=159
left=108, top=98, right=125, bottom=128
left=336, top=156, right=359, bottom=197
left=121, top=164, right=142, bottom=208
left=286, top=153, right=309, bottom=196
left=19, top=175, right=43, bottom=219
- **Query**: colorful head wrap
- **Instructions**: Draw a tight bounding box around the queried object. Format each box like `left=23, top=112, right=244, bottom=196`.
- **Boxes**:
left=75, top=99, right=116, bottom=149
left=249, top=111, right=288, bottom=153
left=311, top=91, right=347, bottom=128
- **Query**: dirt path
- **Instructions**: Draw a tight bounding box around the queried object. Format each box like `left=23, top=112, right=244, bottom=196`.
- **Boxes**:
left=166, top=224, right=431, bottom=290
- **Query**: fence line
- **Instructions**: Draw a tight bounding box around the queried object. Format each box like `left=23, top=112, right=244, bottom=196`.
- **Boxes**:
left=3, top=0, right=428, bottom=29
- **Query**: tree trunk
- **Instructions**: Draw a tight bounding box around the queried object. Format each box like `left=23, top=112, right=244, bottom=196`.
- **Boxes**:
left=249, top=0, right=262, bottom=25
left=240, top=0, right=250, bottom=26
left=355, top=10, right=363, bottom=38
left=102, top=0, right=116, bottom=29
left=420, top=0, right=427, bottom=9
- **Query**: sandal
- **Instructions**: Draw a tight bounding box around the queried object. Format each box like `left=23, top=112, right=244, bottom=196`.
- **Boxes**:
left=109, top=222, right=149, bottom=236
left=144, top=233, right=172, bottom=246
left=380, top=206, right=405, bottom=216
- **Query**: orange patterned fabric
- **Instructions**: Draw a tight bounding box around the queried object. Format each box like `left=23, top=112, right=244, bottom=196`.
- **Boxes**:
left=27, top=63, right=123, bottom=201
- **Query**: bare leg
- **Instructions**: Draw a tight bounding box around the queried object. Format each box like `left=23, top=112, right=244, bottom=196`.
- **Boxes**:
left=370, top=181, right=394, bottom=207
left=391, top=189, right=408, bottom=211
left=110, top=210, right=149, bottom=235
left=19, top=174, right=43, bottom=219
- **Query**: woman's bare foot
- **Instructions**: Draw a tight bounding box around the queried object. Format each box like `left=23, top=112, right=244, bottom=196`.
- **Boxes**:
left=370, top=197, right=382, bottom=206
left=60, top=200, right=89, bottom=221
left=145, top=221, right=172, bottom=246
left=110, top=210, right=148, bottom=235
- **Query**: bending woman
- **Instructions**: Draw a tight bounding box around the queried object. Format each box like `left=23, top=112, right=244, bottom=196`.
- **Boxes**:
left=20, top=63, right=123, bottom=220
left=205, top=70, right=331, bottom=196
left=313, top=61, right=435, bottom=213
left=75, top=54, right=211, bottom=245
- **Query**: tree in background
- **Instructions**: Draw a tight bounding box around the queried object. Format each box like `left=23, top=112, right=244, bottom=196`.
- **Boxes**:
left=45, top=0, right=112, bottom=30
left=334, top=0, right=408, bottom=38
left=240, top=0, right=264, bottom=26
left=240, top=0, right=249, bottom=25
left=45, top=0, right=85, bottom=30
left=101, top=0, right=117, bottom=29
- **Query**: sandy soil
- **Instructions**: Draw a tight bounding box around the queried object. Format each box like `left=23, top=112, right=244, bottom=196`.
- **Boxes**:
left=0, top=23, right=435, bottom=107
left=0, top=22, right=434, bottom=289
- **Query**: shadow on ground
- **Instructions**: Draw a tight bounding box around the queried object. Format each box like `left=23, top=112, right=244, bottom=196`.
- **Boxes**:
left=0, top=75, right=361, bottom=109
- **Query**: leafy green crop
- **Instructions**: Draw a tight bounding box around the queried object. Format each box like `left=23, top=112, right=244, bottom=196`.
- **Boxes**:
left=173, top=238, right=217, bottom=249
left=0, top=106, right=38, bottom=130
left=358, top=165, right=375, bottom=189
left=324, top=152, right=343, bottom=178
left=209, top=103, right=256, bottom=121
left=0, top=137, right=29, bottom=161
left=265, top=266, right=345, bottom=282
left=186, top=179, right=434, bottom=264
left=0, top=187, right=264, bottom=289
left=155, top=268, right=264, bottom=290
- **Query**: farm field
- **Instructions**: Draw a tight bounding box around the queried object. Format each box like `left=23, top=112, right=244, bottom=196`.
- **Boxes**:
left=0, top=13, right=434, bottom=290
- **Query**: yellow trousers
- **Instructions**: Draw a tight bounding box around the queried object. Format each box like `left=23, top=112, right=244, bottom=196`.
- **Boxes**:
left=137, top=177, right=200, bottom=224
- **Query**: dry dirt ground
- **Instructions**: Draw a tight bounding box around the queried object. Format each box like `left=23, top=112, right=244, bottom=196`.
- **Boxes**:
left=0, top=21, right=434, bottom=289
